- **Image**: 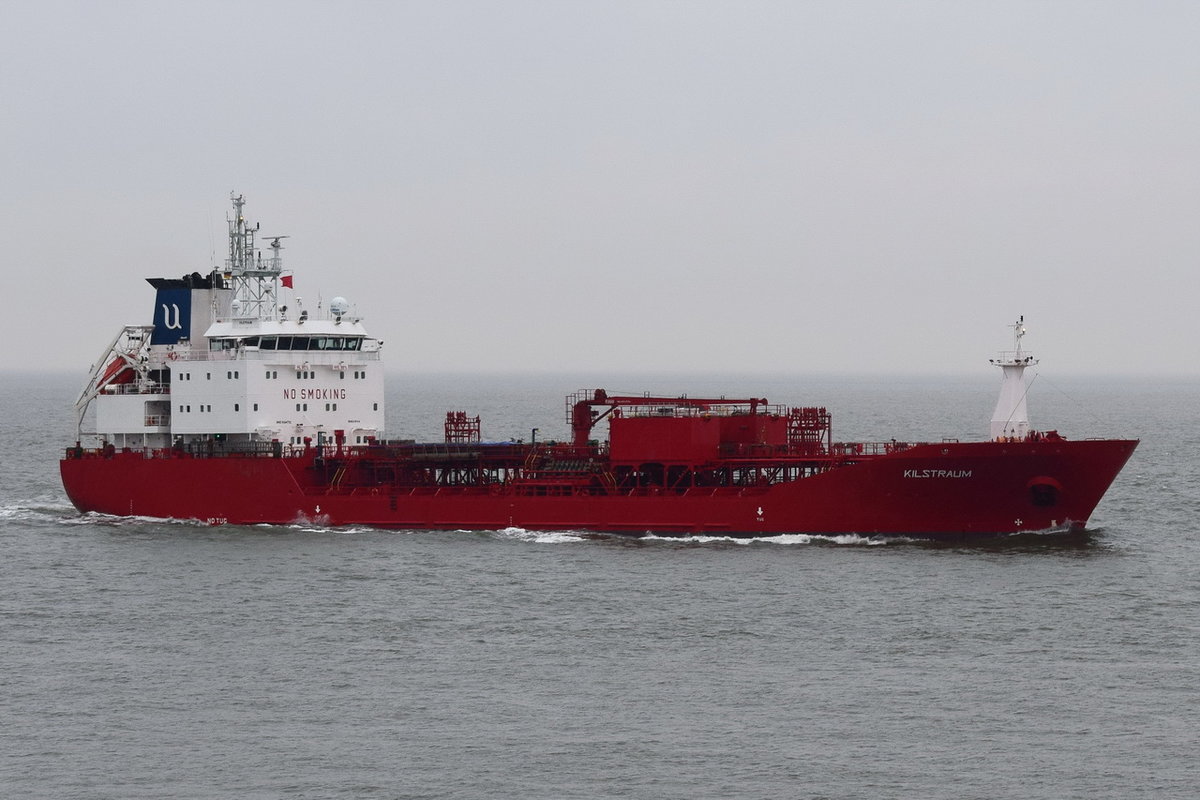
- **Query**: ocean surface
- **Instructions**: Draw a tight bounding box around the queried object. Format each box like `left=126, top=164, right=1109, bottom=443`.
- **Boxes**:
left=3, top=370, right=1197, bottom=799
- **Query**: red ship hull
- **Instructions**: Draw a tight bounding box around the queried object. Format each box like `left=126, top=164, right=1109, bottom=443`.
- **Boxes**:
left=60, top=438, right=1137, bottom=539
left=66, top=198, right=1132, bottom=541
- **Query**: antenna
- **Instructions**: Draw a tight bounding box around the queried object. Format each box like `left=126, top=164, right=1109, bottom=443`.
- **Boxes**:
left=1011, top=315, right=1027, bottom=351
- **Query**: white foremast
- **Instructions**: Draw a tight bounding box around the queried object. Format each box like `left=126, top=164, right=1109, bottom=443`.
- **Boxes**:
left=989, top=316, right=1038, bottom=440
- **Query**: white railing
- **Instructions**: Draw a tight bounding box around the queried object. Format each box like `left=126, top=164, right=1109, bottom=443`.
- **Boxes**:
left=992, top=350, right=1037, bottom=364
left=172, top=350, right=381, bottom=364
left=100, top=383, right=169, bottom=396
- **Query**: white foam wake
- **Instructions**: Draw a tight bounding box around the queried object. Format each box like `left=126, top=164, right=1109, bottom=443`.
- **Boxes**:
left=491, top=526, right=586, bottom=544
left=641, top=532, right=895, bottom=546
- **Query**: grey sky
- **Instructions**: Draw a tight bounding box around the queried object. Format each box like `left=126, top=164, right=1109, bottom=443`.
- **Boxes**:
left=3, top=1, right=1197, bottom=376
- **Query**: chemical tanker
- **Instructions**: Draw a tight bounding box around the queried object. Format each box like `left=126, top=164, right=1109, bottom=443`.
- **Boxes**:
left=60, top=195, right=1137, bottom=538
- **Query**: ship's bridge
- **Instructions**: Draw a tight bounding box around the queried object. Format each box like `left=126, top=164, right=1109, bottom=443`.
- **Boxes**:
left=201, top=318, right=380, bottom=359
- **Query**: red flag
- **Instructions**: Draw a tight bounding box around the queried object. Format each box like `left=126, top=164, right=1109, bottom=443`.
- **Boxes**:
left=281, top=275, right=294, bottom=289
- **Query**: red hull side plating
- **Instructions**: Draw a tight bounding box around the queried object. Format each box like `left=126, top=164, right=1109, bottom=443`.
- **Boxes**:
left=60, top=438, right=1137, bottom=539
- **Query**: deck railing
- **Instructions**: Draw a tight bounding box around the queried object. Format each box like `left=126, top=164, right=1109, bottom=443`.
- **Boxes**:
left=171, top=349, right=381, bottom=363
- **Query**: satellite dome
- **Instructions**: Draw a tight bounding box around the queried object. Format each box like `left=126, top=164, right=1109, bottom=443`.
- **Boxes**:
left=330, top=296, right=349, bottom=317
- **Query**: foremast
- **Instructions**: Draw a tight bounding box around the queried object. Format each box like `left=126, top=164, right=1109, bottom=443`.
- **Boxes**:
left=989, top=316, right=1038, bottom=440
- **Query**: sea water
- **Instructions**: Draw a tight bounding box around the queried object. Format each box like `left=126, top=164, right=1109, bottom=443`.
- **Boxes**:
left=2, top=371, right=1197, bottom=799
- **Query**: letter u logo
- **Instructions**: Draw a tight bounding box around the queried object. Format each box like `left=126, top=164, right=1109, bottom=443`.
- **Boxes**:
left=162, top=303, right=182, bottom=330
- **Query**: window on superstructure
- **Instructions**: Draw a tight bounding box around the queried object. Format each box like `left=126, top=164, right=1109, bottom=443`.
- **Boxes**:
left=234, top=404, right=239, bottom=411
left=253, top=403, right=258, bottom=411
left=261, top=337, right=277, bottom=350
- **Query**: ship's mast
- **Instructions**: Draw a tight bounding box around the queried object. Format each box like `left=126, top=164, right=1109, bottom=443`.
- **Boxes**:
left=226, top=193, right=285, bottom=320
left=989, top=315, right=1038, bottom=440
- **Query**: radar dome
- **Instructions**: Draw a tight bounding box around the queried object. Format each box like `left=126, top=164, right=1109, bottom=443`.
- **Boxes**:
left=330, top=297, right=349, bottom=317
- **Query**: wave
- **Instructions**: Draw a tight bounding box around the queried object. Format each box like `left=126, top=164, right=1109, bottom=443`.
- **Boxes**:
left=489, top=526, right=586, bottom=544
left=1, top=501, right=96, bottom=527
left=486, top=527, right=899, bottom=546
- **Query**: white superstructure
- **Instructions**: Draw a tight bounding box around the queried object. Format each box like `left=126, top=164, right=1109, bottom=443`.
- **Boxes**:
left=75, top=194, right=385, bottom=452
left=988, top=316, right=1037, bottom=440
